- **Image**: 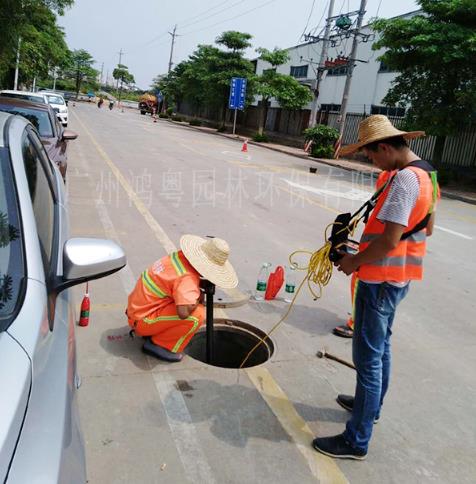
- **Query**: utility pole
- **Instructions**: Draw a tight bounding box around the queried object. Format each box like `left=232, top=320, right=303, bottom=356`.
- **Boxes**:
left=13, top=37, right=21, bottom=90
left=309, top=0, right=335, bottom=127
left=168, top=25, right=177, bottom=73
left=338, top=0, right=367, bottom=139
left=116, top=49, right=124, bottom=90
left=99, top=62, right=104, bottom=86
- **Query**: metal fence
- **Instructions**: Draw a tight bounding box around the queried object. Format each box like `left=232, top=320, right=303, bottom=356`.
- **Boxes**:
left=326, top=111, right=476, bottom=168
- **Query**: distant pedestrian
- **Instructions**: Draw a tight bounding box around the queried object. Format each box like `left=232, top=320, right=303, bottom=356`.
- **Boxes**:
left=313, top=115, right=439, bottom=460
left=97, top=97, right=103, bottom=108
left=109, top=100, right=114, bottom=110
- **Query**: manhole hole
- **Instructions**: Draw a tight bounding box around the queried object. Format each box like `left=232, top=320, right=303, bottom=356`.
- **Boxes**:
left=184, top=319, right=274, bottom=369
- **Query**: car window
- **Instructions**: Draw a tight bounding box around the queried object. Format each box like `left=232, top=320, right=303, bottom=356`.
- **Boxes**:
left=0, top=92, right=46, bottom=104
left=0, top=106, right=53, bottom=137
left=0, top=146, right=25, bottom=329
left=22, top=132, right=56, bottom=271
left=47, top=95, right=65, bottom=105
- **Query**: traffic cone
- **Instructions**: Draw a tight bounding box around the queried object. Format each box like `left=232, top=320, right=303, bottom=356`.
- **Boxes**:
left=241, top=139, right=248, bottom=152
left=78, top=282, right=90, bottom=327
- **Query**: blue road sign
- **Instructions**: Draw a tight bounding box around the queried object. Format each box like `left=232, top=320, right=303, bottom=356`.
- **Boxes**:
left=156, top=90, right=164, bottom=103
left=228, top=77, right=247, bottom=110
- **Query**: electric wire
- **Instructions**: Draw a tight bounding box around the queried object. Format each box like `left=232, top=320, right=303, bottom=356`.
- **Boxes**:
left=180, top=0, right=276, bottom=36
left=239, top=219, right=361, bottom=368
left=299, top=0, right=317, bottom=43
left=179, top=0, right=248, bottom=30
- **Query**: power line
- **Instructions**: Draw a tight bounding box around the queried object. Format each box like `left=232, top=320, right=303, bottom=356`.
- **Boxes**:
left=178, top=0, right=235, bottom=26
left=179, top=0, right=248, bottom=30
left=299, top=0, right=317, bottom=42
left=180, top=0, right=276, bottom=36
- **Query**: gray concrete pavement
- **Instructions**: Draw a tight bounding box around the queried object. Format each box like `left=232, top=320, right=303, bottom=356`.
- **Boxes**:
left=67, top=103, right=476, bottom=483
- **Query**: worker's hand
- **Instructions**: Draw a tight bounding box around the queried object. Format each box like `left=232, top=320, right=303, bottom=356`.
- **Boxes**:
left=335, top=253, right=359, bottom=276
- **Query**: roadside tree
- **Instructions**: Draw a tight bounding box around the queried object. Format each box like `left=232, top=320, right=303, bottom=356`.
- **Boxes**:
left=373, top=0, right=476, bottom=164
left=113, top=64, right=135, bottom=102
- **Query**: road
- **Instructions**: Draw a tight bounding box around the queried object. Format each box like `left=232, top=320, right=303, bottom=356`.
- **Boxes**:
left=67, top=103, right=476, bottom=484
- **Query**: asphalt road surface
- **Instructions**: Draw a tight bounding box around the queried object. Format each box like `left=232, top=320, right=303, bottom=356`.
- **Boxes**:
left=67, top=103, right=476, bottom=484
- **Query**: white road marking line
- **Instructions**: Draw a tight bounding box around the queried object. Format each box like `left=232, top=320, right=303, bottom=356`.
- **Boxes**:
left=435, top=225, right=474, bottom=240
left=153, top=373, right=216, bottom=484
left=282, top=178, right=372, bottom=201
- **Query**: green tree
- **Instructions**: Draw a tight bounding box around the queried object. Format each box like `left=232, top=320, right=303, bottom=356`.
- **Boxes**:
left=64, top=49, right=98, bottom=97
left=113, top=64, right=135, bottom=102
left=373, top=0, right=476, bottom=164
left=255, top=47, right=313, bottom=135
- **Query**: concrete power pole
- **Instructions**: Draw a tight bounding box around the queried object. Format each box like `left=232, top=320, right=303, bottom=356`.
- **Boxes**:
left=168, top=25, right=177, bottom=73
left=116, top=49, right=124, bottom=90
left=309, top=0, right=335, bottom=127
left=338, top=0, right=367, bottom=139
left=13, top=37, right=21, bottom=90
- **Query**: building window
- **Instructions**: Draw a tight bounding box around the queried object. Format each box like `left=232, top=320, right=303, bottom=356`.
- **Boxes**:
left=320, top=103, right=341, bottom=112
left=326, top=65, right=349, bottom=77
left=371, top=105, right=405, bottom=117
left=378, top=61, right=396, bottom=73
left=290, top=65, right=309, bottom=78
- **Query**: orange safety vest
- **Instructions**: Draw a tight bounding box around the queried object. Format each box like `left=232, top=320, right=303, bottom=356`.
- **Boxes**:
left=127, top=250, right=200, bottom=321
left=357, top=166, right=434, bottom=282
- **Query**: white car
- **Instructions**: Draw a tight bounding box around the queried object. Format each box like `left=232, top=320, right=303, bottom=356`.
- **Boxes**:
left=0, top=90, right=68, bottom=127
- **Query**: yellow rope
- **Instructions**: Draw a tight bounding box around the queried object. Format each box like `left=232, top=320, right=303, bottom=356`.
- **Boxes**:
left=239, top=220, right=360, bottom=369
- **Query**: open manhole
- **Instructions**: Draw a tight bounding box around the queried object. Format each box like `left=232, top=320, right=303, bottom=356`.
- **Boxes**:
left=184, top=319, right=274, bottom=369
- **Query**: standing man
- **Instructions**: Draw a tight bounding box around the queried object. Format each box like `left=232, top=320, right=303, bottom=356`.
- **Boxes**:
left=313, top=115, right=438, bottom=460
left=127, top=235, right=238, bottom=362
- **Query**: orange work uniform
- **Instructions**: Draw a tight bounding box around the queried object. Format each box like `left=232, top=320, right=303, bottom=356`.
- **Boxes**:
left=127, top=251, right=204, bottom=353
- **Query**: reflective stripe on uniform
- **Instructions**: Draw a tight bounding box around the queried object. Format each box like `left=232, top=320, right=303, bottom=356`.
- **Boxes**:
left=368, top=255, right=423, bottom=267
left=171, top=316, right=200, bottom=353
left=171, top=251, right=187, bottom=276
left=142, top=270, right=168, bottom=298
left=361, top=230, right=426, bottom=244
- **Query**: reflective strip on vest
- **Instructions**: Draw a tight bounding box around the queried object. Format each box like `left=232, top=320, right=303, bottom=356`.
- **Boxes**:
left=171, top=251, right=187, bottom=276
left=360, top=230, right=427, bottom=244
left=368, top=255, right=423, bottom=267
left=171, top=316, right=200, bottom=353
left=141, top=270, right=168, bottom=298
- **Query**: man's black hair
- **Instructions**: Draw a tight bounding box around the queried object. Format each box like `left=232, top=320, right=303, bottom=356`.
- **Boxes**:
left=364, top=135, right=408, bottom=152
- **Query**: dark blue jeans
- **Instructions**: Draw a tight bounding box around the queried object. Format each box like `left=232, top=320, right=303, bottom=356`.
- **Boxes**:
left=343, top=281, right=409, bottom=452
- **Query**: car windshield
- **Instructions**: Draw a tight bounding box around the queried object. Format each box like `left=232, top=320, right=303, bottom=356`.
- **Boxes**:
left=1, top=92, right=46, bottom=104
left=47, top=95, right=65, bottom=105
left=0, top=147, right=24, bottom=331
left=0, top=106, right=53, bottom=137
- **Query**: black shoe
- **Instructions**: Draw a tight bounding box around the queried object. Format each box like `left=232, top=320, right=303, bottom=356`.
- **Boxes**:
left=312, top=434, right=367, bottom=460
left=142, top=338, right=183, bottom=362
left=332, top=325, right=353, bottom=338
left=336, top=394, right=380, bottom=423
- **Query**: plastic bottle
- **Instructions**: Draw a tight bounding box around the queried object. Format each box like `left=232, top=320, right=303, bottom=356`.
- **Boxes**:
left=284, top=265, right=297, bottom=303
left=254, top=262, right=271, bottom=300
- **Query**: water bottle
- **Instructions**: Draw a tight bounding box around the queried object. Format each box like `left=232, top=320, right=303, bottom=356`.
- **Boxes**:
left=284, top=265, right=297, bottom=303
left=254, top=262, right=271, bottom=300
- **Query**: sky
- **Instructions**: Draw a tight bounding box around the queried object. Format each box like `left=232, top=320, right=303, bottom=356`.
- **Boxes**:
left=58, top=0, right=420, bottom=89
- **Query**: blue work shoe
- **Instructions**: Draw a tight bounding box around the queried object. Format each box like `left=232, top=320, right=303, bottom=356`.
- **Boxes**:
left=336, top=394, right=380, bottom=423
left=142, top=338, right=183, bottom=362
left=312, top=434, right=367, bottom=460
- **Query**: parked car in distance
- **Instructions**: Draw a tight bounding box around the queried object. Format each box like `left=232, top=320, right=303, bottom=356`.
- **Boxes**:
left=42, top=92, right=69, bottom=126
left=0, top=97, right=77, bottom=180
left=0, top=110, right=126, bottom=483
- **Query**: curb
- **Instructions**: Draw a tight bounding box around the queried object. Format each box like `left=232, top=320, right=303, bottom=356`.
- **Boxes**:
left=164, top=119, right=476, bottom=205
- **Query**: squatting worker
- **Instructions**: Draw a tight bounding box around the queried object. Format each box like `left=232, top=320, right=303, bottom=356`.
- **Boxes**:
left=313, top=115, right=439, bottom=460
left=126, top=235, right=238, bottom=362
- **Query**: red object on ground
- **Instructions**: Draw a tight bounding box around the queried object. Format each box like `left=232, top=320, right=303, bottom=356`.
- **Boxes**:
left=241, top=139, right=248, bottom=152
left=79, top=284, right=90, bottom=327
left=265, top=266, right=284, bottom=300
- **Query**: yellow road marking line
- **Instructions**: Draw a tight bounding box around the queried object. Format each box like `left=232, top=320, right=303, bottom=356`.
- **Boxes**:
left=72, top=109, right=348, bottom=484
left=247, top=366, right=349, bottom=484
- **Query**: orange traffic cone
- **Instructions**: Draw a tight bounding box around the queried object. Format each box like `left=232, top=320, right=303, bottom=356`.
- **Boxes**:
left=241, top=139, right=248, bottom=152
left=78, top=282, right=90, bottom=327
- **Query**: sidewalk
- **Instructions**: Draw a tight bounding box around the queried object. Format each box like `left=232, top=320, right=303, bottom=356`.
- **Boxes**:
left=168, top=119, right=476, bottom=205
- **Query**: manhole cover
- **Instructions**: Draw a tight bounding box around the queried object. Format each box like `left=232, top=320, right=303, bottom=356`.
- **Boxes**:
left=184, top=319, right=274, bottom=369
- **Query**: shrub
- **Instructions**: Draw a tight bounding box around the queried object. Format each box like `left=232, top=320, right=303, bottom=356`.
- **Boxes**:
left=303, top=124, right=339, bottom=159
left=216, top=125, right=227, bottom=133
left=189, top=118, right=202, bottom=126
left=158, top=113, right=169, bottom=118
left=172, top=115, right=183, bottom=122
left=252, top=132, right=269, bottom=142
left=166, top=107, right=174, bottom=116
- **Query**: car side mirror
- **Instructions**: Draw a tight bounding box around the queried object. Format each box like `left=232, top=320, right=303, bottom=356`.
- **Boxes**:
left=62, top=129, right=78, bottom=141
left=54, top=238, right=126, bottom=295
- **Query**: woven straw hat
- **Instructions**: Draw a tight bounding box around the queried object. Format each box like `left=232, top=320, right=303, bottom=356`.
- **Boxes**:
left=339, top=115, right=425, bottom=156
left=180, top=235, right=238, bottom=289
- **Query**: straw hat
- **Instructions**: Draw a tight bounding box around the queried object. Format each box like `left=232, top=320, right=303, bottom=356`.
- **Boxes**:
left=180, top=235, right=238, bottom=289
left=339, top=115, right=425, bottom=156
